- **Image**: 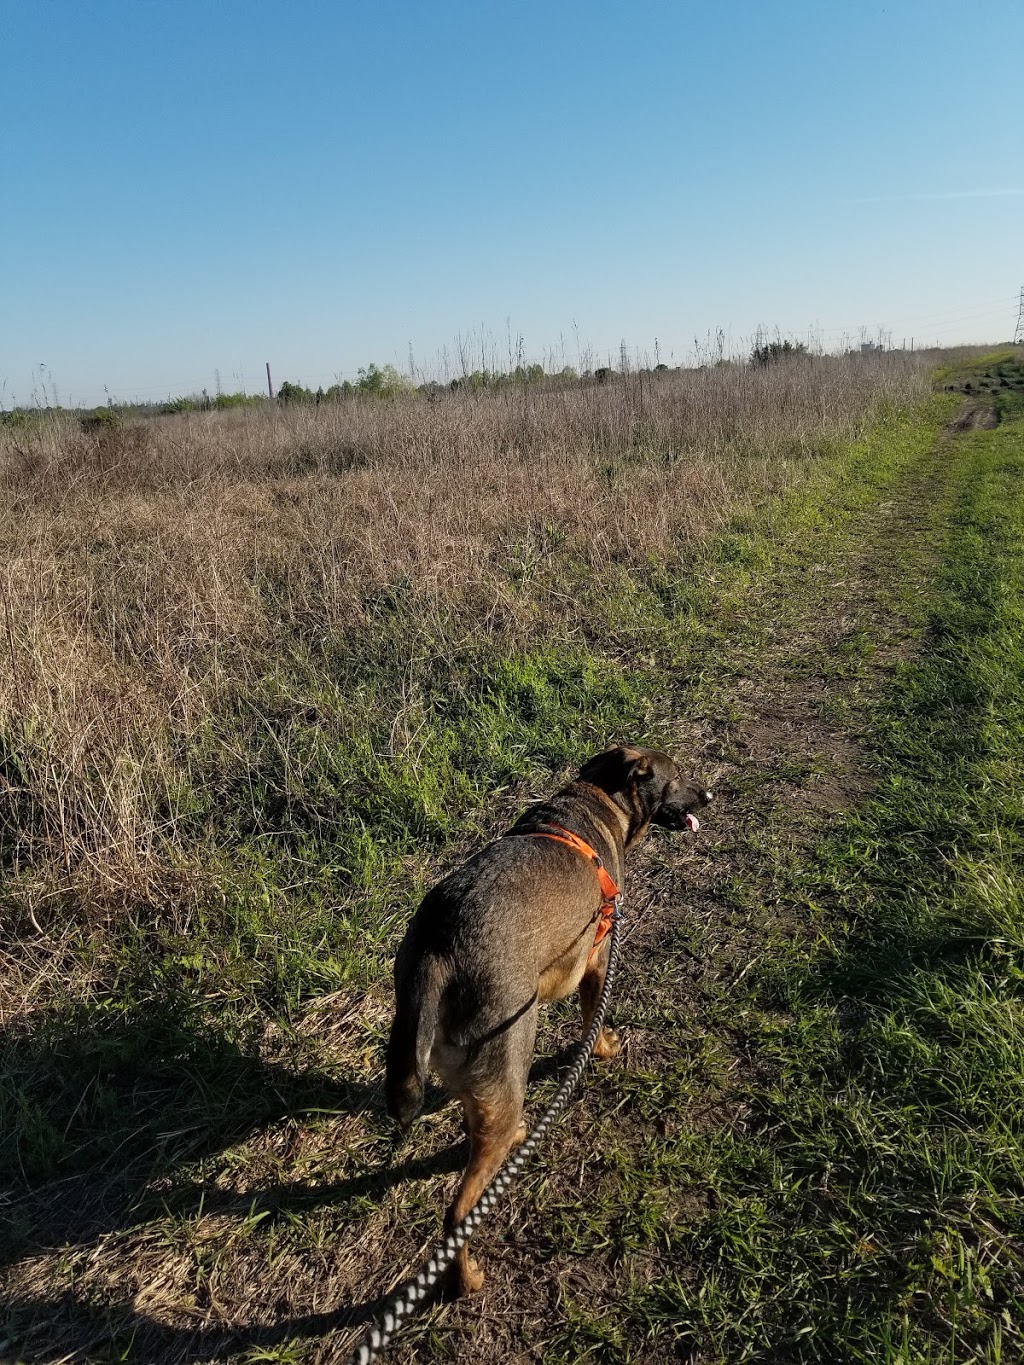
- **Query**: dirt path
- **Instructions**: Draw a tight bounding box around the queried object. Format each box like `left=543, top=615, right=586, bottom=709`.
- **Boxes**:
left=378, top=431, right=954, bottom=1364
left=3, top=426, right=959, bottom=1365
left=326, top=435, right=952, bottom=1363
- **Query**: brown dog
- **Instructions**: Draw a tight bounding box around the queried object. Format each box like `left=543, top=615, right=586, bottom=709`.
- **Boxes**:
left=385, top=745, right=711, bottom=1294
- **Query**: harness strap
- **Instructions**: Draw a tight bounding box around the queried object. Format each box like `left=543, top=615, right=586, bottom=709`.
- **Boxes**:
left=516, top=824, right=622, bottom=960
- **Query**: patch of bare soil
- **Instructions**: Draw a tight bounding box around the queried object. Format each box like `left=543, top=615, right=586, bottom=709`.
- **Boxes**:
left=948, top=401, right=998, bottom=432
left=1, top=449, right=947, bottom=1365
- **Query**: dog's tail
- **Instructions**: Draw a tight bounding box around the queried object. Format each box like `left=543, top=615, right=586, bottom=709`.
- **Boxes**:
left=385, top=954, right=446, bottom=1128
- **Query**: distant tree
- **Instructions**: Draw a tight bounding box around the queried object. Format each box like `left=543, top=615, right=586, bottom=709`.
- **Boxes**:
left=511, top=362, right=546, bottom=385
left=462, top=369, right=493, bottom=391
left=82, top=406, right=122, bottom=428
left=750, top=338, right=808, bottom=368
left=356, top=363, right=410, bottom=398
left=277, top=380, right=315, bottom=404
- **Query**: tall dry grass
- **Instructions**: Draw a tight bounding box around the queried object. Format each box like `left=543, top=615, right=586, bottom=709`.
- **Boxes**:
left=0, top=355, right=927, bottom=920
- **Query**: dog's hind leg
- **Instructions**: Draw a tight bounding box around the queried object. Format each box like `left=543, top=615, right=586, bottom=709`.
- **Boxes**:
left=579, top=941, right=621, bottom=1059
left=445, top=1092, right=523, bottom=1294
left=444, top=1010, right=536, bottom=1295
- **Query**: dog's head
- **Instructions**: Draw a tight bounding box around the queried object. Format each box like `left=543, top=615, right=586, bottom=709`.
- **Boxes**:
left=578, top=745, right=712, bottom=843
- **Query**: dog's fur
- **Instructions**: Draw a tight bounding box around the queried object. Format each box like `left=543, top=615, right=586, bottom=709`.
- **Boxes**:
left=384, top=745, right=711, bottom=1294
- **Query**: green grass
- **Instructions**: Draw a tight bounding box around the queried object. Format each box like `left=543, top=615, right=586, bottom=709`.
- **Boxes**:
left=0, top=400, right=953, bottom=1185
left=9, top=380, right=1023, bottom=1364
left=934, top=348, right=1024, bottom=423
left=588, top=411, right=1024, bottom=1360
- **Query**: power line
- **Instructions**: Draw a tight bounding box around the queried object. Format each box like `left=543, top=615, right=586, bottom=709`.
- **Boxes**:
left=810, top=300, right=1018, bottom=340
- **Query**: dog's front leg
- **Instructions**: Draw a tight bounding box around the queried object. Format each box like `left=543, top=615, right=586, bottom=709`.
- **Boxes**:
left=579, top=942, right=621, bottom=1059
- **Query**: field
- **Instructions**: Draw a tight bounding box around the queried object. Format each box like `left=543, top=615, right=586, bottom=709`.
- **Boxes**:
left=2, top=349, right=1023, bottom=1363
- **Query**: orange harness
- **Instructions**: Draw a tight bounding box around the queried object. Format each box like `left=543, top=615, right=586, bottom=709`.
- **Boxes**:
left=518, top=824, right=622, bottom=961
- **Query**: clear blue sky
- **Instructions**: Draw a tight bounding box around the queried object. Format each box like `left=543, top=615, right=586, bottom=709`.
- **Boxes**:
left=2, top=0, right=1020, bottom=406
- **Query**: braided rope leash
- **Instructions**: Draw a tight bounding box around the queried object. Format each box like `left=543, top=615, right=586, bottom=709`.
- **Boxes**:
left=349, top=903, right=623, bottom=1365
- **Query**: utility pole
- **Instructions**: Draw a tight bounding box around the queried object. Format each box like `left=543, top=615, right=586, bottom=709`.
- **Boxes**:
left=1014, top=286, right=1024, bottom=345
left=266, top=362, right=274, bottom=400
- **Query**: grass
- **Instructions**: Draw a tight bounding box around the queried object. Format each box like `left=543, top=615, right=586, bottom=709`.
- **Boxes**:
left=576, top=376, right=1024, bottom=1361
left=2, top=348, right=1022, bottom=1362
left=0, top=355, right=931, bottom=1046
left=0, top=353, right=922, bottom=911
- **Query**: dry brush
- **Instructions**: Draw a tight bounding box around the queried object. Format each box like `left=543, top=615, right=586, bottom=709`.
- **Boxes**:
left=0, top=355, right=926, bottom=956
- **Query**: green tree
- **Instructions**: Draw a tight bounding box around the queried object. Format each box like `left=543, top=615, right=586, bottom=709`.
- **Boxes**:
left=750, top=338, right=808, bottom=368
left=356, top=364, right=410, bottom=398
left=277, top=380, right=315, bottom=404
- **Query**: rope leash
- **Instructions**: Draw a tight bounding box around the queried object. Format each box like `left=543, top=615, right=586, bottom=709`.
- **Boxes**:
left=349, top=906, right=623, bottom=1364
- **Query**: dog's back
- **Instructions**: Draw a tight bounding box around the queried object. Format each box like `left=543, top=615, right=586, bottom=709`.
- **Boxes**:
left=382, top=748, right=712, bottom=1295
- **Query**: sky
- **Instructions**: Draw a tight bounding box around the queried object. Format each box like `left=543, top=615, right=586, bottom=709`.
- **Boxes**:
left=1, top=0, right=1021, bottom=407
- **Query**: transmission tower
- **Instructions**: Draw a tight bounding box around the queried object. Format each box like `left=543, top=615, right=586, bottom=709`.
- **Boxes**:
left=1015, top=286, right=1024, bottom=345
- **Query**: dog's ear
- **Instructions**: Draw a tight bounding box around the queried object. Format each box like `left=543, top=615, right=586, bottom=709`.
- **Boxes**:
left=578, top=745, right=647, bottom=793
left=630, top=754, right=652, bottom=781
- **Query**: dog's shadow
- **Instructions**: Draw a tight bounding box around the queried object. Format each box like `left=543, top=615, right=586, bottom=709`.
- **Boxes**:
left=2, top=995, right=376, bottom=1254
left=1, top=987, right=585, bottom=1362
left=0, top=986, right=425, bottom=1354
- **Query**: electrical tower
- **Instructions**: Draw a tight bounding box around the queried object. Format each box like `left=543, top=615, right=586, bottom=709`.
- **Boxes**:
left=1015, top=286, right=1024, bottom=345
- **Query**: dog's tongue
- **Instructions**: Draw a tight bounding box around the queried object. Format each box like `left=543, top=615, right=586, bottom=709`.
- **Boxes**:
left=685, top=813, right=700, bottom=832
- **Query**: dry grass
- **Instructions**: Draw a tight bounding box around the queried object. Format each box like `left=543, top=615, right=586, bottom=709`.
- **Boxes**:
left=14, top=351, right=1015, bottom=1364
left=0, top=356, right=925, bottom=922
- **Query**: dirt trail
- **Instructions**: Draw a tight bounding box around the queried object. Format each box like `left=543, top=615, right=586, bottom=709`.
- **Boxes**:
left=384, top=435, right=950, bottom=1364
left=3, top=432, right=954, bottom=1365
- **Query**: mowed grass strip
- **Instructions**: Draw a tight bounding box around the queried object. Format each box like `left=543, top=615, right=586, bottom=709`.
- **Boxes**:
left=588, top=407, right=1024, bottom=1361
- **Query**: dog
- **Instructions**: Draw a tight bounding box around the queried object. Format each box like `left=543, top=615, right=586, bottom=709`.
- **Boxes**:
left=384, top=744, right=712, bottom=1295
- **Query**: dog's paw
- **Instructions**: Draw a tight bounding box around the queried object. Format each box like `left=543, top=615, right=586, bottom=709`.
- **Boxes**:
left=513, top=1119, right=528, bottom=1145
left=593, top=1026, right=622, bottom=1060
left=449, top=1252, right=486, bottom=1296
